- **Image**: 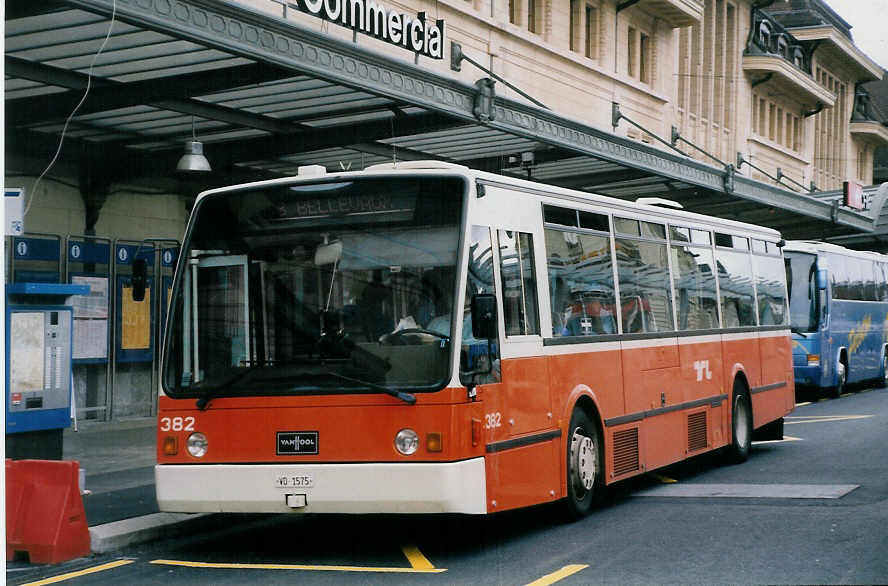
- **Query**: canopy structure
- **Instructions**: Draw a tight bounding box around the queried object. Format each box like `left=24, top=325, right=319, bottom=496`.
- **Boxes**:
left=6, top=0, right=887, bottom=243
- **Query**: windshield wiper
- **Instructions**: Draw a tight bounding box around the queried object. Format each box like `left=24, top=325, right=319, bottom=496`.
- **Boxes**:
left=323, top=370, right=416, bottom=405
left=195, top=365, right=264, bottom=411
left=790, top=327, right=808, bottom=338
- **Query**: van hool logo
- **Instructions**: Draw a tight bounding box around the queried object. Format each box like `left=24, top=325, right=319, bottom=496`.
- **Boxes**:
left=280, top=0, right=445, bottom=59
left=277, top=431, right=319, bottom=455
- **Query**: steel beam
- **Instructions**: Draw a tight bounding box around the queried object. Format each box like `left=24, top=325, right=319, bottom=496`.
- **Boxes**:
left=5, top=59, right=299, bottom=125
left=6, top=56, right=306, bottom=135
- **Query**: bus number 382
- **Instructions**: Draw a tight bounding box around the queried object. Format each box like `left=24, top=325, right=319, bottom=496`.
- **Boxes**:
left=159, top=416, right=195, bottom=432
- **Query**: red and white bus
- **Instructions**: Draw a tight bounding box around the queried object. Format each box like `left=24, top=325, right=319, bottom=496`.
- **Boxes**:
left=154, top=162, right=793, bottom=517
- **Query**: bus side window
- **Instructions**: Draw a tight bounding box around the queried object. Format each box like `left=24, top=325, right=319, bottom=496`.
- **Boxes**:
left=498, top=230, right=540, bottom=336
left=460, top=226, right=501, bottom=385
left=671, top=243, right=718, bottom=331
left=715, top=240, right=757, bottom=327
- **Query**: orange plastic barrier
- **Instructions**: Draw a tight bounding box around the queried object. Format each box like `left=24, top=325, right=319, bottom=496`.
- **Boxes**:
left=6, top=459, right=90, bottom=564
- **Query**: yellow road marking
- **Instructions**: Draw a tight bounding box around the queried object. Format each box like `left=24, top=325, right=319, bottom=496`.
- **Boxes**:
left=525, top=564, right=589, bottom=586
left=652, top=473, right=677, bottom=483
left=785, top=415, right=872, bottom=425
left=795, top=401, right=811, bottom=407
left=21, top=560, right=135, bottom=585
left=150, top=559, right=446, bottom=573
left=401, top=544, right=435, bottom=570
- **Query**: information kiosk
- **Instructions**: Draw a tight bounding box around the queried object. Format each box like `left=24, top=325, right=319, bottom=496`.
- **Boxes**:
left=6, top=282, right=89, bottom=459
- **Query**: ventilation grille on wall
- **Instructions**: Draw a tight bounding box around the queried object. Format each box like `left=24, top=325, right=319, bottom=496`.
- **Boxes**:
left=688, top=411, right=708, bottom=453
left=613, top=428, right=640, bottom=477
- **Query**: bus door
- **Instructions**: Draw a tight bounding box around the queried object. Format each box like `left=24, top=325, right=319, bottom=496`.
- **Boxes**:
left=493, top=227, right=553, bottom=437
left=186, top=253, right=251, bottom=385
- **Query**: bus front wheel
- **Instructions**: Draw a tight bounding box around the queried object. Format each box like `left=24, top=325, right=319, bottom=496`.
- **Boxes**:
left=878, top=352, right=888, bottom=388
left=725, top=383, right=752, bottom=464
left=830, top=358, right=847, bottom=399
left=563, top=408, right=603, bottom=519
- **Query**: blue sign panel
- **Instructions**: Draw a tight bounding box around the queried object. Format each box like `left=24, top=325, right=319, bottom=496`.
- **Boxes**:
left=69, top=241, right=110, bottom=264
left=161, top=248, right=178, bottom=267
left=115, top=244, right=153, bottom=265
left=13, top=237, right=59, bottom=261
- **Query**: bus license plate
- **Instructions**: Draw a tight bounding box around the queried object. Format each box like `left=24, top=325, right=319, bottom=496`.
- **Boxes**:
left=275, top=475, right=314, bottom=489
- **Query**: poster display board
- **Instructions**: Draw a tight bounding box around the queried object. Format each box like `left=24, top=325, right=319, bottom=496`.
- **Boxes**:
left=116, top=276, right=153, bottom=362
left=70, top=275, right=109, bottom=362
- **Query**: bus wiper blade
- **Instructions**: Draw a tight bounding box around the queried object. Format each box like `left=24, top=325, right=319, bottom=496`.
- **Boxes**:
left=323, top=371, right=416, bottom=405
left=195, top=365, right=263, bottom=411
left=790, top=327, right=808, bottom=338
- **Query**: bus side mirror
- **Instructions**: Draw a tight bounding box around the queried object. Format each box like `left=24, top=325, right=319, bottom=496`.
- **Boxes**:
left=132, top=259, right=147, bottom=302
left=816, top=269, right=828, bottom=291
left=471, top=294, right=497, bottom=340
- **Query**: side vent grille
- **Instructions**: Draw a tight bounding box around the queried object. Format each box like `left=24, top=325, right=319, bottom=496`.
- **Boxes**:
left=612, top=428, right=639, bottom=477
left=688, top=411, right=708, bottom=452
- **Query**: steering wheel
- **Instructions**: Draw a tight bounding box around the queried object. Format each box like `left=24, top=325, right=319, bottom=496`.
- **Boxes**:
left=382, top=328, right=450, bottom=345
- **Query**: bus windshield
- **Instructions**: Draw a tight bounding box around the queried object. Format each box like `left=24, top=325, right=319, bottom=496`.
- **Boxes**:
left=785, top=251, right=818, bottom=332
left=162, top=176, right=466, bottom=399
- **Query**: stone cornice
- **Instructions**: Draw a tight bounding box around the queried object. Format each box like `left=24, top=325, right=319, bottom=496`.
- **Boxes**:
left=632, top=0, right=704, bottom=28
left=790, top=25, right=884, bottom=81
left=743, top=55, right=835, bottom=106
left=850, top=121, right=888, bottom=146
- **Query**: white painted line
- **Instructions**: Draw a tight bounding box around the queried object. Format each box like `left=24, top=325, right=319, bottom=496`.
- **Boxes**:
left=753, top=435, right=802, bottom=444
left=633, top=483, right=858, bottom=499
left=785, top=415, right=873, bottom=425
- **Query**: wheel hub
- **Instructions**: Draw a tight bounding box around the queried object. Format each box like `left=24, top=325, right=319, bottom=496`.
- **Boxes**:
left=735, top=398, right=749, bottom=447
left=570, top=429, right=595, bottom=491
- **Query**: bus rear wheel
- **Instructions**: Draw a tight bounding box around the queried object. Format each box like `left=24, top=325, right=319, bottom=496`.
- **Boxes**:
left=563, top=408, right=603, bottom=519
left=725, top=383, right=752, bottom=464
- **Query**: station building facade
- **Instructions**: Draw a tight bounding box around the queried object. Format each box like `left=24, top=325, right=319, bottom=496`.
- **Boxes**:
left=5, top=0, right=886, bottom=421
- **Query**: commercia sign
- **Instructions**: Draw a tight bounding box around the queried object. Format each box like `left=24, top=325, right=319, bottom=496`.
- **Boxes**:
left=279, top=0, right=446, bottom=59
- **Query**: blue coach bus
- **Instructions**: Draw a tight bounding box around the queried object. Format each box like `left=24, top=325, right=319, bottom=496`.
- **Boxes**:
left=784, top=241, right=888, bottom=398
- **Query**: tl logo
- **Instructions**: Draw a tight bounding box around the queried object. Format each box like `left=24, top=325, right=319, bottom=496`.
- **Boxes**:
left=694, top=360, right=713, bottom=382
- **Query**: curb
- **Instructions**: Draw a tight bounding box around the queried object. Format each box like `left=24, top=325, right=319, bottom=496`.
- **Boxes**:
left=89, top=513, right=211, bottom=553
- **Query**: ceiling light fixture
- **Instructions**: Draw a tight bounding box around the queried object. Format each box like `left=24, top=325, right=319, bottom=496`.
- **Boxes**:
left=176, top=116, right=211, bottom=173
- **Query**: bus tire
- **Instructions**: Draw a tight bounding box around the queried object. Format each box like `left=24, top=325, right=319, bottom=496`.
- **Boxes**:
left=878, top=351, right=888, bottom=388
left=563, top=408, right=603, bottom=519
left=831, top=357, right=847, bottom=399
left=725, top=382, right=752, bottom=464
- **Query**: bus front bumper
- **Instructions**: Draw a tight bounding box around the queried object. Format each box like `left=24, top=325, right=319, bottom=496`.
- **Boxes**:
left=155, top=458, right=487, bottom=514
left=793, top=364, right=824, bottom=387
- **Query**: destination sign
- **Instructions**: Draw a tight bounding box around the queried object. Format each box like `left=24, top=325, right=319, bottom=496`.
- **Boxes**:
left=283, top=193, right=414, bottom=219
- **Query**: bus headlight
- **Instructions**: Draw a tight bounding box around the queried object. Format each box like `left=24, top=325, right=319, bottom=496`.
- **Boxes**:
left=186, top=432, right=209, bottom=458
left=395, top=429, right=419, bottom=455
left=807, top=354, right=820, bottom=367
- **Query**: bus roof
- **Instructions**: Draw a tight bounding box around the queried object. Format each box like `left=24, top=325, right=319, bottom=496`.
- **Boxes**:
left=784, top=240, right=888, bottom=261
left=194, top=162, right=784, bottom=242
